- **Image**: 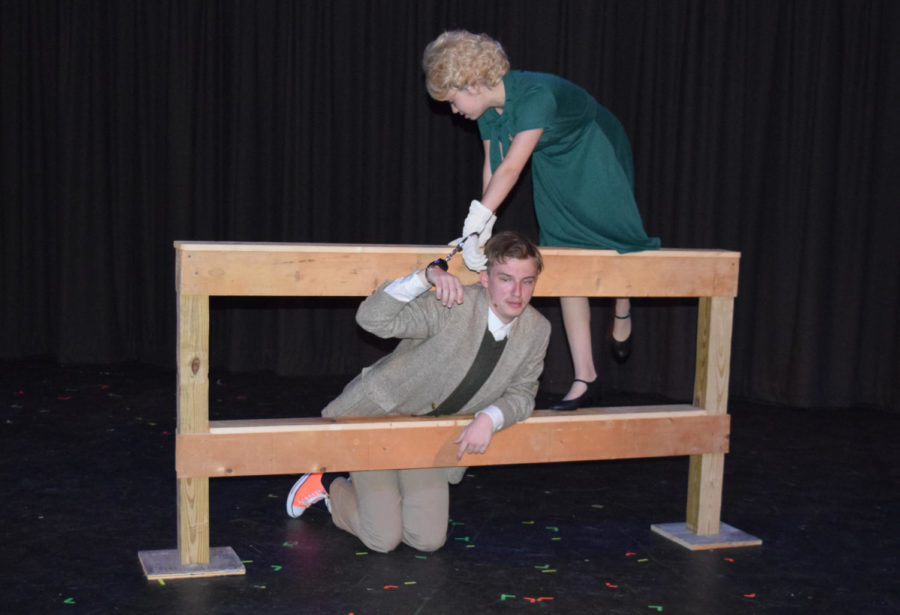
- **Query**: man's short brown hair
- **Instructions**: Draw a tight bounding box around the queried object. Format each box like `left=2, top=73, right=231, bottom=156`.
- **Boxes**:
left=484, top=231, right=543, bottom=274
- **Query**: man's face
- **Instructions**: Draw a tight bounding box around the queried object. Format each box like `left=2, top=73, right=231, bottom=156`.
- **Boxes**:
left=479, top=257, right=539, bottom=323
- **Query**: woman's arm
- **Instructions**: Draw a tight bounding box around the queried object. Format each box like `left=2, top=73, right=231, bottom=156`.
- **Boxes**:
left=481, top=140, right=492, bottom=194
left=480, top=128, right=543, bottom=212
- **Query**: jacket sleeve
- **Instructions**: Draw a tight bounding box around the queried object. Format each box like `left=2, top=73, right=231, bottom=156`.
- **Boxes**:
left=355, top=281, right=448, bottom=340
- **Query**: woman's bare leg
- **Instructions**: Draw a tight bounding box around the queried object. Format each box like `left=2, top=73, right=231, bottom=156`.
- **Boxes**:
left=559, top=296, right=598, bottom=401
left=612, top=298, right=632, bottom=341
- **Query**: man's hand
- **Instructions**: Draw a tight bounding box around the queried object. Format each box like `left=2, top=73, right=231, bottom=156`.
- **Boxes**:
left=455, top=413, right=494, bottom=460
left=426, top=267, right=465, bottom=307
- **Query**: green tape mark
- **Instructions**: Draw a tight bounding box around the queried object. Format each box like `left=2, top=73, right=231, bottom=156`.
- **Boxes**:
left=454, top=536, right=470, bottom=542
left=649, top=606, right=663, bottom=612
left=241, top=559, right=254, bottom=563
left=356, top=552, right=369, bottom=556
left=271, top=565, right=282, bottom=571
left=545, top=526, right=559, bottom=532
left=63, top=598, right=75, bottom=605
left=501, top=594, right=516, bottom=601
left=638, top=558, right=649, bottom=562
left=541, top=569, right=557, bottom=573
left=415, top=555, right=427, bottom=559
left=534, top=564, right=550, bottom=569
left=158, top=579, right=166, bottom=586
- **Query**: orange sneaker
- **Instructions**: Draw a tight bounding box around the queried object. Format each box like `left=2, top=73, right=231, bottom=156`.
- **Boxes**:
left=286, top=472, right=330, bottom=518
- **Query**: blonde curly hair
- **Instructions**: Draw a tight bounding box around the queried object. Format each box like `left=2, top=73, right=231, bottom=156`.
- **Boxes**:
left=422, top=30, right=510, bottom=101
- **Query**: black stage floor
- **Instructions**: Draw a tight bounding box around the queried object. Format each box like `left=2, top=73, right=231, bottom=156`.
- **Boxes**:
left=2, top=360, right=897, bottom=614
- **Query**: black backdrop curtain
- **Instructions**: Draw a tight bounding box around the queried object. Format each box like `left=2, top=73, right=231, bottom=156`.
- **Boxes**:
left=2, top=1, right=899, bottom=410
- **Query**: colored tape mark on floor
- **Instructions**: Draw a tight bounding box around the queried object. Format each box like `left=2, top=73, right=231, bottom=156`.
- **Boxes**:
left=649, top=606, right=663, bottom=612
left=534, top=564, right=550, bottom=569
left=271, top=565, right=282, bottom=571
left=500, top=594, right=516, bottom=601
left=64, top=598, right=75, bottom=605
left=605, top=582, right=618, bottom=588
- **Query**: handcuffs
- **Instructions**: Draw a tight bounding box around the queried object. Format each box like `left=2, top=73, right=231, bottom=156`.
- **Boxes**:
left=425, top=234, right=475, bottom=284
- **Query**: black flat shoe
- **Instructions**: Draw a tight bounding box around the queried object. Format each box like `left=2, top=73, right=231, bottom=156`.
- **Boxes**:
left=611, top=313, right=632, bottom=363
left=551, top=378, right=598, bottom=411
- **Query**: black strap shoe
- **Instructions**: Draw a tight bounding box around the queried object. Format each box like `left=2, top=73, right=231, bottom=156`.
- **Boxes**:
left=611, top=313, right=632, bottom=363
left=551, top=378, right=598, bottom=411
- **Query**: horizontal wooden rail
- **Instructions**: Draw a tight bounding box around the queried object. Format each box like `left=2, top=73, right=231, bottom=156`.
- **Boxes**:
left=174, top=242, right=739, bottom=298
left=176, top=405, right=730, bottom=478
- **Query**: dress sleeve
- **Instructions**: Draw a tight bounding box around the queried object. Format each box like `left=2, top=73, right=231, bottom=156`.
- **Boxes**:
left=514, top=81, right=556, bottom=132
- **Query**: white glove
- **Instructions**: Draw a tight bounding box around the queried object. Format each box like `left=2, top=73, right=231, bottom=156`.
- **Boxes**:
left=462, top=237, right=488, bottom=271
left=462, top=200, right=496, bottom=247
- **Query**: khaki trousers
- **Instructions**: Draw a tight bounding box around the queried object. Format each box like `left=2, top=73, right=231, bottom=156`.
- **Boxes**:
left=329, top=468, right=449, bottom=553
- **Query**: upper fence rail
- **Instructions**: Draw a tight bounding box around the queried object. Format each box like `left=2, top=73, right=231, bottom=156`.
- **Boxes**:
left=174, top=242, right=740, bottom=298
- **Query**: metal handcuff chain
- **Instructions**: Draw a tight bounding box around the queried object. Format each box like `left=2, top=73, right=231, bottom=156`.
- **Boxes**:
left=425, top=233, right=478, bottom=279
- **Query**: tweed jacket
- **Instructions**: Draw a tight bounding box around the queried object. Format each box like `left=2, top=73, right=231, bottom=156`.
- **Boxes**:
left=322, top=281, right=551, bottom=429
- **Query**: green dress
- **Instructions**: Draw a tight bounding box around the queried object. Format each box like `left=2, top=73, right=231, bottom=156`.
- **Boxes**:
left=477, top=70, right=660, bottom=253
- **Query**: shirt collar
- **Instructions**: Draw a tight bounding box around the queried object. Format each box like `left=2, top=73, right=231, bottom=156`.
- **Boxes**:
left=487, top=305, right=515, bottom=341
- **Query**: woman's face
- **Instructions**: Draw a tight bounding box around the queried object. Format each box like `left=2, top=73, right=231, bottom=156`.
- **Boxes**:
left=447, top=86, right=492, bottom=121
